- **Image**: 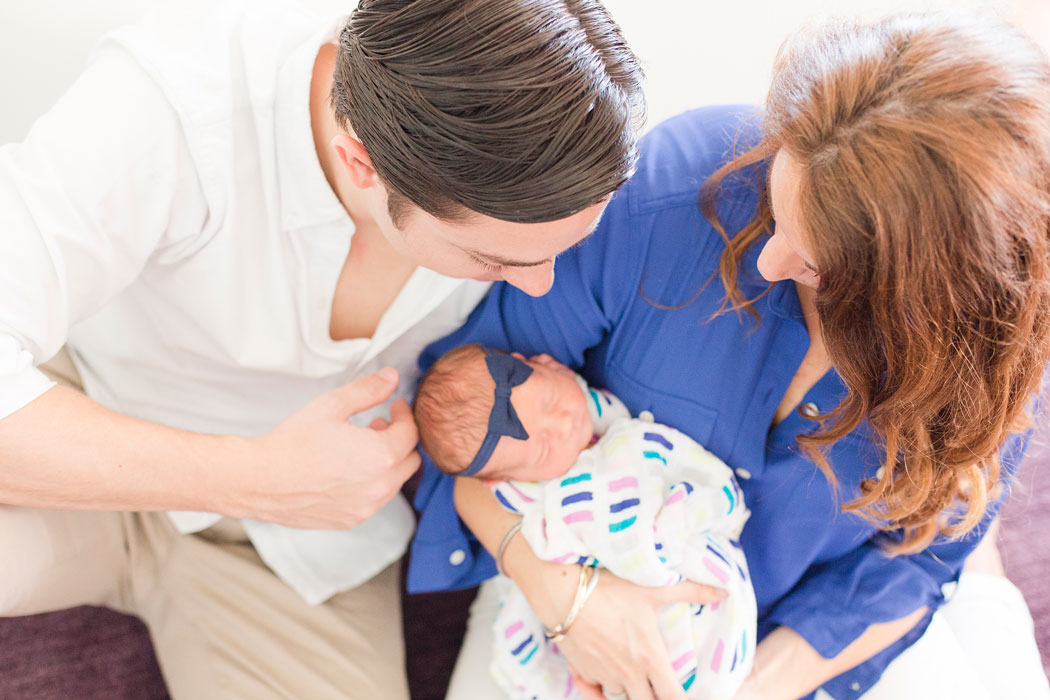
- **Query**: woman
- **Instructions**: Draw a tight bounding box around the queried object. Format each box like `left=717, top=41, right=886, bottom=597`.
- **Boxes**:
left=408, top=12, right=1050, bottom=700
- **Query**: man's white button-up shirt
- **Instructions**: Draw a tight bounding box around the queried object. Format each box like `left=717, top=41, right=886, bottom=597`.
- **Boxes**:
left=0, top=1, right=491, bottom=605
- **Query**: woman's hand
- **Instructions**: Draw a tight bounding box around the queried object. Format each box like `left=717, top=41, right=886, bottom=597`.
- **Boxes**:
left=453, top=477, right=726, bottom=700
left=528, top=560, right=726, bottom=700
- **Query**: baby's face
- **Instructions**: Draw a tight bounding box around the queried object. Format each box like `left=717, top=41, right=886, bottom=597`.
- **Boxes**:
left=478, top=354, right=594, bottom=482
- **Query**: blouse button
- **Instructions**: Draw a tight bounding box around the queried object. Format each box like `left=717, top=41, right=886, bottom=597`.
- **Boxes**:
left=448, top=549, right=466, bottom=566
left=638, top=410, right=655, bottom=423
left=799, top=402, right=820, bottom=419
left=735, top=468, right=752, bottom=480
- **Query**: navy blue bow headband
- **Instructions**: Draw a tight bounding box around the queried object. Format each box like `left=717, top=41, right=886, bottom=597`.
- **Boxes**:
left=461, top=348, right=534, bottom=476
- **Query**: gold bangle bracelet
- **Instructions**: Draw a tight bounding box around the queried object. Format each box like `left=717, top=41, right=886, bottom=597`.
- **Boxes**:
left=495, top=518, right=524, bottom=578
left=544, top=564, right=601, bottom=643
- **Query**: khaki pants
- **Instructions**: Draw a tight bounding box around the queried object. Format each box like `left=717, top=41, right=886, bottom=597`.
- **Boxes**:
left=0, top=349, right=410, bottom=700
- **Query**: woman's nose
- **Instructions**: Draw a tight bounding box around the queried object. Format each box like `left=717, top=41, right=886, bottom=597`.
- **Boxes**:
left=756, top=233, right=799, bottom=282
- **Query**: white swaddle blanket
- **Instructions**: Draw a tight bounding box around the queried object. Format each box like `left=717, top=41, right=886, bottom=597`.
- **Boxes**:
left=489, top=381, right=757, bottom=700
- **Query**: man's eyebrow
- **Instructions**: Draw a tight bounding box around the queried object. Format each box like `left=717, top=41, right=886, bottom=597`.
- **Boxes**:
left=465, top=216, right=604, bottom=268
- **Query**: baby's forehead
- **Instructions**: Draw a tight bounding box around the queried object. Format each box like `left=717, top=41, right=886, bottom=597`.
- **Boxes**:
left=461, top=353, right=545, bottom=395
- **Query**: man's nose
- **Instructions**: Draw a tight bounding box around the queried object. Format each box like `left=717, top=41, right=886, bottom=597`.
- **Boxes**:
left=501, top=259, right=556, bottom=297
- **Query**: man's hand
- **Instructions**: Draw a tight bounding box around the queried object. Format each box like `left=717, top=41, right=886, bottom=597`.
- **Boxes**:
left=233, top=367, right=420, bottom=529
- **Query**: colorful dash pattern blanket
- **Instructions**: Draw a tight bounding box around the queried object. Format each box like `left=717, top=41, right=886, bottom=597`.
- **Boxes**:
left=490, top=383, right=757, bottom=700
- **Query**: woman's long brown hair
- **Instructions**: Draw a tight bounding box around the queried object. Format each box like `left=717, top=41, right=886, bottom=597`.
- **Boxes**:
left=702, top=13, right=1050, bottom=553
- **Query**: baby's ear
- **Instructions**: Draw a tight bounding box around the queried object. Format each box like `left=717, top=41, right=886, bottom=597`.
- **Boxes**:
left=530, top=353, right=556, bottom=365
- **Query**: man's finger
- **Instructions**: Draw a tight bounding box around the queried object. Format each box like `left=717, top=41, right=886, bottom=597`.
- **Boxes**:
left=376, top=400, right=419, bottom=455
left=392, top=450, right=422, bottom=482
left=327, top=368, right=399, bottom=418
left=656, top=579, right=727, bottom=607
left=389, top=398, right=413, bottom=424
left=370, top=417, right=390, bottom=430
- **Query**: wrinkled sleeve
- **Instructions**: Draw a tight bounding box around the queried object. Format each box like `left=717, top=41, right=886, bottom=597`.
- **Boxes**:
left=0, top=46, right=206, bottom=419
left=765, top=429, right=1031, bottom=662
left=407, top=187, right=649, bottom=593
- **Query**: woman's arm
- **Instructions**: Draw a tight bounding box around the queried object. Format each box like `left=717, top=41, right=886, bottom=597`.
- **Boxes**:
left=751, top=429, right=1030, bottom=699
left=735, top=610, right=926, bottom=700
left=454, top=478, right=727, bottom=700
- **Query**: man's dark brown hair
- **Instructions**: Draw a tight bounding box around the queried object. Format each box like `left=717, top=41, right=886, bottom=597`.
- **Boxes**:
left=330, top=0, right=644, bottom=227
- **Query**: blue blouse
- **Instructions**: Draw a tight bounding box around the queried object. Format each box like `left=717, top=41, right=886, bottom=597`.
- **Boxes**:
left=407, top=106, right=1029, bottom=700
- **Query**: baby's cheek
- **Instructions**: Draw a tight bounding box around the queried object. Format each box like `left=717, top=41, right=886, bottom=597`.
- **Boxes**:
left=545, top=455, right=578, bottom=482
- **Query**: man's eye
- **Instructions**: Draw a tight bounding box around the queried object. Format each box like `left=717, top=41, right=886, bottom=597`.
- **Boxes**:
left=471, top=255, right=501, bottom=272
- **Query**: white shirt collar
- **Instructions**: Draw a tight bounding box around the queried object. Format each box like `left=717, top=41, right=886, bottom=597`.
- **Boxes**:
left=274, top=19, right=349, bottom=233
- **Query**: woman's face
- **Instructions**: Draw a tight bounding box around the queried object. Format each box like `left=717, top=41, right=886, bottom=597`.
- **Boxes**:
left=757, top=150, right=822, bottom=289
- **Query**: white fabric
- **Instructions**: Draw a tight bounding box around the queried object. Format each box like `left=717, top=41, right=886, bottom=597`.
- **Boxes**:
left=820, top=572, right=1049, bottom=700
left=489, top=383, right=755, bottom=700
left=448, top=574, right=1049, bottom=700
left=0, top=0, right=491, bottom=604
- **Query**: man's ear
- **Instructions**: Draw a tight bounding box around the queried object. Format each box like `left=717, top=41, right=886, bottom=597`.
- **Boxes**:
left=331, top=133, right=377, bottom=189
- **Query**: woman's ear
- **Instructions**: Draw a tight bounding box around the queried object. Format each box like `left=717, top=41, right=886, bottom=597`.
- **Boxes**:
left=331, top=133, right=377, bottom=189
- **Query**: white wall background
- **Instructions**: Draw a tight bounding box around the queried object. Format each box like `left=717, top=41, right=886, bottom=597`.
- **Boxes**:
left=1, top=0, right=1047, bottom=144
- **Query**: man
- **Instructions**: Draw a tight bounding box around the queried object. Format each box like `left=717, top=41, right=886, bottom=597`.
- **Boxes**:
left=0, top=0, right=643, bottom=696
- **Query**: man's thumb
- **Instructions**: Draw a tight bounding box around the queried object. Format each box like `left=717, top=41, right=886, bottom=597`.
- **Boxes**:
left=328, top=367, right=399, bottom=417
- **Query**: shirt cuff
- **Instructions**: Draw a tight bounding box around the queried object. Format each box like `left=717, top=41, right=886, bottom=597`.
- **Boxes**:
left=0, top=335, right=56, bottom=420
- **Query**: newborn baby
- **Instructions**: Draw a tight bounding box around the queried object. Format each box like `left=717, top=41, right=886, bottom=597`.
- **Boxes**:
left=414, top=344, right=756, bottom=700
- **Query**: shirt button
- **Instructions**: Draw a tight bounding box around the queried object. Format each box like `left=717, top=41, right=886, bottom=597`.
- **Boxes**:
left=448, top=549, right=466, bottom=566
left=799, top=402, right=820, bottom=419
left=850, top=681, right=861, bottom=691
left=638, top=410, right=655, bottom=423
left=735, top=468, right=752, bottom=480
